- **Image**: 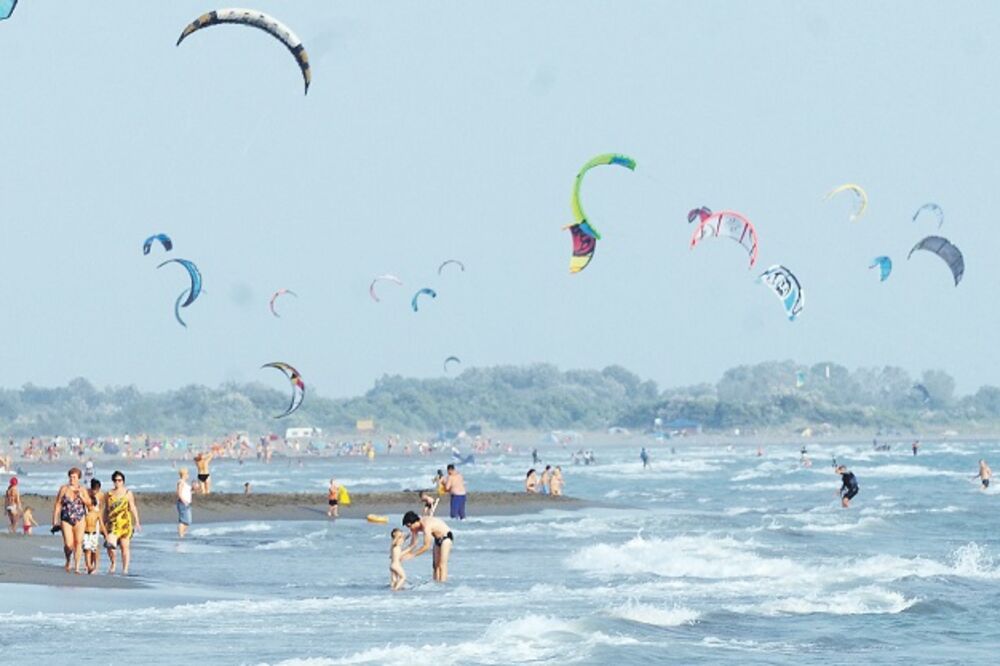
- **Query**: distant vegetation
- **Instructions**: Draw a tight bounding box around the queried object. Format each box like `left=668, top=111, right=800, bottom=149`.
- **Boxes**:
left=2, top=362, right=999, bottom=437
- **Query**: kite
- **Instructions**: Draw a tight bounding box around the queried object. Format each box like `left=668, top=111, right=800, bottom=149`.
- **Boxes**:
left=869, top=256, right=892, bottom=282
left=142, top=233, right=173, bottom=255
left=824, top=183, right=868, bottom=222
left=1, top=1, right=17, bottom=21
left=759, top=265, right=803, bottom=321
left=174, top=290, right=190, bottom=328
left=269, top=288, right=298, bottom=317
left=261, top=362, right=305, bottom=418
left=438, top=259, right=465, bottom=275
left=176, top=9, right=311, bottom=94
left=369, top=274, right=403, bottom=302
left=411, top=288, right=436, bottom=312
left=912, top=383, right=931, bottom=405
left=158, top=259, right=202, bottom=307
left=443, top=356, right=461, bottom=372
left=907, top=235, right=964, bottom=286
left=689, top=210, right=759, bottom=268
left=564, top=153, right=636, bottom=273
left=912, top=203, right=944, bottom=228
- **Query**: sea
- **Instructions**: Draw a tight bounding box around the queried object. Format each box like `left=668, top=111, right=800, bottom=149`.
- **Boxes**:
left=2, top=437, right=999, bottom=665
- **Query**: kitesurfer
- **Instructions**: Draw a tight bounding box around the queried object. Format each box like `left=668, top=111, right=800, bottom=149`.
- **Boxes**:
left=836, top=465, right=859, bottom=508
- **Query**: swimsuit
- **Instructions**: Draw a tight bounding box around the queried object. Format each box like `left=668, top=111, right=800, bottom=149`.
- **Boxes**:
left=433, top=531, right=454, bottom=547
left=106, top=492, right=133, bottom=541
left=60, top=492, right=86, bottom=526
left=198, top=473, right=210, bottom=482
left=983, top=478, right=991, bottom=488
left=82, top=531, right=99, bottom=552
left=177, top=500, right=192, bottom=526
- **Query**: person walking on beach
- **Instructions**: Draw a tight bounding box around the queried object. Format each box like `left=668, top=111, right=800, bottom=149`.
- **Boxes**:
left=5, top=476, right=20, bottom=533
left=327, top=478, right=340, bottom=518
left=82, top=489, right=105, bottom=574
left=177, top=468, right=193, bottom=538
left=836, top=465, right=859, bottom=508
left=194, top=452, right=214, bottom=494
left=976, top=459, right=992, bottom=490
left=52, top=467, right=93, bottom=574
left=640, top=447, right=650, bottom=469
left=401, top=511, right=453, bottom=582
left=104, top=471, right=140, bottom=575
left=444, top=464, right=466, bottom=520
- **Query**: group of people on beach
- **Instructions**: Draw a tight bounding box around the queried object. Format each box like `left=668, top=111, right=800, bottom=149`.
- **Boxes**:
left=42, top=467, right=141, bottom=574
left=524, top=465, right=564, bottom=495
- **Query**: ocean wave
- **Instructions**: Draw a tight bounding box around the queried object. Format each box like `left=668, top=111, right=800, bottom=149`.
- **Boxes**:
left=189, top=522, right=273, bottom=537
left=730, top=585, right=918, bottom=616
left=261, top=614, right=640, bottom=665
left=607, top=600, right=700, bottom=627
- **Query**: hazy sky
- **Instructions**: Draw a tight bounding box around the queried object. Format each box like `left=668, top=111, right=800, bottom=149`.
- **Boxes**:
left=1, top=1, right=998, bottom=397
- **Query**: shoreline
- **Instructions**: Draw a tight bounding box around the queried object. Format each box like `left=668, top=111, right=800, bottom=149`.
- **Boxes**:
left=1, top=492, right=589, bottom=590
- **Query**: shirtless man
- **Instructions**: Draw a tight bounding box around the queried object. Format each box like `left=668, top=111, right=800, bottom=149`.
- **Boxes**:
left=976, top=459, right=992, bottom=490
left=401, top=511, right=453, bottom=582
left=444, top=464, right=466, bottom=520
left=540, top=465, right=552, bottom=494
left=194, top=452, right=214, bottom=495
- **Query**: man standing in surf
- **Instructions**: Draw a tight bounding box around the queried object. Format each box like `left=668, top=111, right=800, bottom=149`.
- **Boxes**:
left=401, top=511, right=453, bottom=582
left=836, top=465, right=859, bottom=508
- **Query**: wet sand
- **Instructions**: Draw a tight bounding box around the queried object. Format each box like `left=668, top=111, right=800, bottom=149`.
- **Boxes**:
left=18, top=491, right=587, bottom=524
left=0, top=533, right=143, bottom=588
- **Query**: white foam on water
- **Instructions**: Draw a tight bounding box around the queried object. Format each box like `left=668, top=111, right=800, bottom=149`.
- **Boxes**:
left=700, top=636, right=811, bottom=654
left=264, top=614, right=640, bottom=665
left=189, top=522, right=273, bottom=537
left=569, top=535, right=808, bottom=580
left=854, top=464, right=965, bottom=478
left=607, top=600, right=700, bottom=627
left=731, top=585, right=918, bottom=616
left=798, top=516, right=884, bottom=533
left=253, top=529, right=328, bottom=551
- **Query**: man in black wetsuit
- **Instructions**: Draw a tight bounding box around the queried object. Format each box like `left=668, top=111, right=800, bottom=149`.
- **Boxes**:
left=836, top=465, right=859, bottom=508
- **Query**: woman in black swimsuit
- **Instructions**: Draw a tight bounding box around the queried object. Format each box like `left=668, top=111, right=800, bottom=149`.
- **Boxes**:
left=51, top=467, right=93, bottom=573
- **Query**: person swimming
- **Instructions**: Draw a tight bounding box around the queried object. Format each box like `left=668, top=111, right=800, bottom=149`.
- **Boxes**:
left=836, top=465, right=859, bottom=508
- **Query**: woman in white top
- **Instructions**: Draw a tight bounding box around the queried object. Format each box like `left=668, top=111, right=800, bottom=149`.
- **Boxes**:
left=176, top=468, right=193, bottom=538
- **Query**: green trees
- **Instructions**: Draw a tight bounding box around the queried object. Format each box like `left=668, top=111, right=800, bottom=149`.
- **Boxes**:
left=0, top=364, right=990, bottom=436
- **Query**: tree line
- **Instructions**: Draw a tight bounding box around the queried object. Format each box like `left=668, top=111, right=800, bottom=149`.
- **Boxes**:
left=1, top=361, right=997, bottom=437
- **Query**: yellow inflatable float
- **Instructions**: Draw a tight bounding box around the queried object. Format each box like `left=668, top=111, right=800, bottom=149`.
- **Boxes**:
left=366, top=514, right=388, bottom=524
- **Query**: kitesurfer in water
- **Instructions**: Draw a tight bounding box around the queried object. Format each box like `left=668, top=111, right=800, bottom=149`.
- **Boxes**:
left=912, top=441, right=920, bottom=456
left=836, top=465, right=859, bottom=508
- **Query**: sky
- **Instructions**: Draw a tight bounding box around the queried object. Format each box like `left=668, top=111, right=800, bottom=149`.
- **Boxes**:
left=1, top=1, right=998, bottom=398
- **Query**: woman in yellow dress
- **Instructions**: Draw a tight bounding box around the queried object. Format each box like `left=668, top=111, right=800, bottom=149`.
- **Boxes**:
left=103, top=471, right=140, bottom=575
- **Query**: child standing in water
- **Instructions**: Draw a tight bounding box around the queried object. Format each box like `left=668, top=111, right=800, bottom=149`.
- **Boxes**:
left=389, top=528, right=407, bottom=591
left=21, top=506, right=37, bottom=535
